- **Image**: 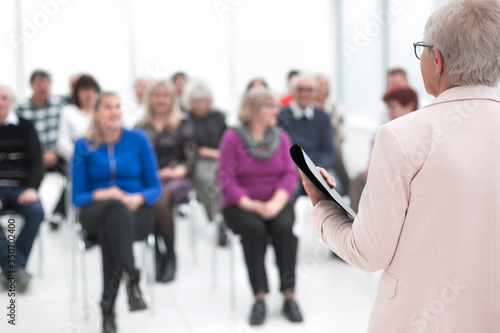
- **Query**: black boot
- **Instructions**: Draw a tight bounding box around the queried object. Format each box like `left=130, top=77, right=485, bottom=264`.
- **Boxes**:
left=101, top=301, right=116, bottom=333
left=155, top=246, right=165, bottom=282
left=124, top=269, right=147, bottom=312
left=157, top=253, right=176, bottom=283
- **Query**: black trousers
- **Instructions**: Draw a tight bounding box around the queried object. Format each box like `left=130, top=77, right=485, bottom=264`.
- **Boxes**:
left=223, top=203, right=297, bottom=296
left=80, top=199, right=155, bottom=303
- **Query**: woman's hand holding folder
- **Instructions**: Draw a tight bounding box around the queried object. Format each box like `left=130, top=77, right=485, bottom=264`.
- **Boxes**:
left=299, top=167, right=336, bottom=206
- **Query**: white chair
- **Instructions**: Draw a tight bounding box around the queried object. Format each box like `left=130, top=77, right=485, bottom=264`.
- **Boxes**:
left=210, top=204, right=239, bottom=309
left=175, top=189, right=199, bottom=263
left=69, top=203, right=156, bottom=320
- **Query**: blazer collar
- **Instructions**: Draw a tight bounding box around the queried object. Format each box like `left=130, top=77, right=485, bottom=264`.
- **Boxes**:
left=424, top=85, right=500, bottom=109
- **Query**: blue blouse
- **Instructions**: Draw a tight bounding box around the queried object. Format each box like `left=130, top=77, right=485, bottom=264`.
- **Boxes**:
left=72, top=128, right=162, bottom=207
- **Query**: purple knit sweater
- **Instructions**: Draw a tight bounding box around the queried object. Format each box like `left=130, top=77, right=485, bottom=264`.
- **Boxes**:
left=217, top=128, right=298, bottom=210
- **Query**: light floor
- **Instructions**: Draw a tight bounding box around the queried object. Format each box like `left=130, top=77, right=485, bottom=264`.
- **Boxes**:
left=0, top=174, right=380, bottom=333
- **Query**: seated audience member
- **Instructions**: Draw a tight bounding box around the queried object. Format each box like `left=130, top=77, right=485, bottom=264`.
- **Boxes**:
left=278, top=74, right=345, bottom=196
left=218, top=87, right=303, bottom=326
left=279, top=69, right=299, bottom=107
left=386, top=67, right=409, bottom=88
left=314, top=73, right=350, bottom=194
left=186, top=83, right=227, bottom=222
left=62, top=73, right=81, bottom=104
left=382, top=85, right=419, bottom=121
left=72, top=92, right=161, bottom=333
left=16, top=70, right=67, bottom=230
left=314, top=73, right=345, bottom=150
left=245, top=78, right=268, bottom=93
left=136, top=81, right=197, bottom=283
left=0, top=85, right=44, bottom=293
left=58, top=74, right=101, bottom=163
left=351, top=70, right=417, bottom=212
left=123, top=77, right=150, bottom=128
left=172, top=72, right=188, bottom=112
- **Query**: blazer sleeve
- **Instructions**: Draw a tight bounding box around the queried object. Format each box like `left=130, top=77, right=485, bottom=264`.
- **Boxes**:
left=217, top=130, right=248, bottom=206
left=72, top=139, right=94, bottom=207
left=310, top=124, right=412, bottom=272
left=137, top=130, right=162, bottom=205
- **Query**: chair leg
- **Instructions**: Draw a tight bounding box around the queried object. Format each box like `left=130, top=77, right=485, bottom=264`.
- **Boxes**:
left=75, top=222, right=90, bottom=321
left=70, top=214, right=77, bottom=302
left=188, top=191, right=198, bottom=263
left=228, top=229, right=236, bottom=310
left=37, top=225, right=43, bottom=277
left=146, top=234, right=155, bottom=316
left=211, top=215, right=221, bottom=290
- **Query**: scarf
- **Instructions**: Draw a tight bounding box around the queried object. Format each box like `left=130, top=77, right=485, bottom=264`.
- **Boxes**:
left=234, top=125, right=280, bottom=160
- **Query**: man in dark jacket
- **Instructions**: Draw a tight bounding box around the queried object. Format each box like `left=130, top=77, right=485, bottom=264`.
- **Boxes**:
left=278, top=74, right=345, bottom=197
left=0, top=85, right=44, bottom=293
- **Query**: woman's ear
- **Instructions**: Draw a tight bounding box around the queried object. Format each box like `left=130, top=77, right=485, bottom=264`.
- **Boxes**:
left=433, top=48, right=444, bottom=78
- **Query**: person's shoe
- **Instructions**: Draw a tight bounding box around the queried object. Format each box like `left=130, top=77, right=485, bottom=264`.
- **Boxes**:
left=157, top=254, right=176, bottom=283
left=217, top=223, right=228, bottom=247
left=16, top=268, right=32, bottom=293
left=249, top=300, right=266, bottom=326
left=49, top=213, right=64, bottom=231
left=100, top=301, right=117, bottom=333
left=283, top=299, right=303, bottom=323
left=0, top=272, right=7, bottom=290
left=124, top=269, right=147, bottom=312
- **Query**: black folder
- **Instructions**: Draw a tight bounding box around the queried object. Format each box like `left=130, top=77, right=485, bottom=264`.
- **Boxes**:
left=289, top=144, right=357, bottom=219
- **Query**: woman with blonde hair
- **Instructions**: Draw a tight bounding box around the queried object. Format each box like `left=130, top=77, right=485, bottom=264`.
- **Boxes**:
left=72, top=92, right=162, bottom=333
left=137, top=80, right=197, bottom=283
left=304, top=0, right=500, bottom=331
left=218, top=87, right=302, bottom=326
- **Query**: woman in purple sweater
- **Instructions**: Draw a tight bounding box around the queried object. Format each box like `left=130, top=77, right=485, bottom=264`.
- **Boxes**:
left=218, top=87, right=303, bottom=326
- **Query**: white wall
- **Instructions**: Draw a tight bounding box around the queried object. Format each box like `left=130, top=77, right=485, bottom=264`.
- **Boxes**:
left=3, top=0, right=497, bottom=175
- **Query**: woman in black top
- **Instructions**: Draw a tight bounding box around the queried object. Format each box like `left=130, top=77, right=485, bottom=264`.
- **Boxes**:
left=137, top=81, right=197, bottom=283
left=186, top=83, right=226, bottom=221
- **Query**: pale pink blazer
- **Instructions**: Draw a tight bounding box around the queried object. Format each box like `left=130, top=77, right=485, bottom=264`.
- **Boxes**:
left=311, top=85, right=500, bottom=332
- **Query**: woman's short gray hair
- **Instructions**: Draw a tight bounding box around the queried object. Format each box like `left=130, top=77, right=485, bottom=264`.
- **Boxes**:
left=186, top=83, right=213, bottom=110
left=424, top=0, right=500, bottom=87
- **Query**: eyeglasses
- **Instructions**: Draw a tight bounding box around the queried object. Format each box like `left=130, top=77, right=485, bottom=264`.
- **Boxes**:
left=413, top=41, right=434, bottom=60
left=262, top=102, right=280, bottom=109
left=296, top=86, right=313, bottom=93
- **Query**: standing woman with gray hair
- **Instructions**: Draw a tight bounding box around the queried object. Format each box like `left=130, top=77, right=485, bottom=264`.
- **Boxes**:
left=303, top=0, right=500, bottom=331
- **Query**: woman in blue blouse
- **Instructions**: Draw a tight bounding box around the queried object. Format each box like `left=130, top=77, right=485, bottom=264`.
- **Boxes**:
left=72, top=92, right=162, bottom=333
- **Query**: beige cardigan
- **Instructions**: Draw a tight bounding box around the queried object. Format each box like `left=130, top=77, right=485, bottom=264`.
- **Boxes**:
left=310, top=85, right=500, bottom=332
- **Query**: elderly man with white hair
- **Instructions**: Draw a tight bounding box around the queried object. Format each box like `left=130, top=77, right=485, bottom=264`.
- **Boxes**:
left=0, top=85, right=44, bottom=293
left=278, top=74, right=344, bottom=197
